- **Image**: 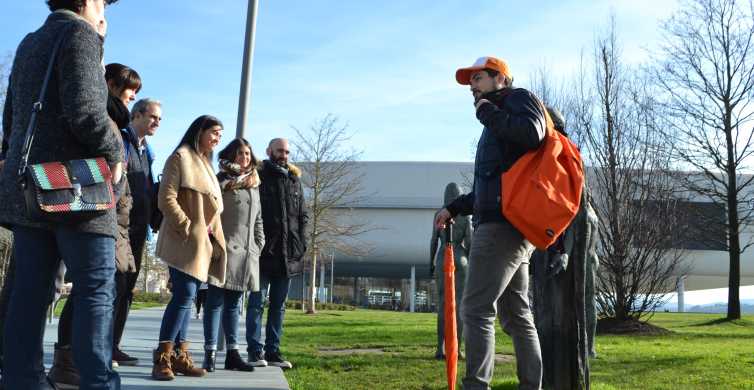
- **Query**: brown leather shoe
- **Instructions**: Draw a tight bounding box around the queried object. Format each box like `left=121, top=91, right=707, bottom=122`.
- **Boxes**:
left=48, top=343, right=80, bottom=389
left=152, top=341, right=175, bottom=381
left=172, top=341, right=206, bottom=377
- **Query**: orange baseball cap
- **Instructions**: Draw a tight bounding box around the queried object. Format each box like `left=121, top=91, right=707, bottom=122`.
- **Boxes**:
left=455, top=56, right=511, bottom=85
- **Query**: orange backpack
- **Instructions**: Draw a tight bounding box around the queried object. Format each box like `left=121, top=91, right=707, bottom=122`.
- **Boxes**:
left=501, top=106, right=584, bottom=250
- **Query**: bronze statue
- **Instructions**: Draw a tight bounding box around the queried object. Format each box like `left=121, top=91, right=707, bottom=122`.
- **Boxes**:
left=430, top=182, right=471, bottom=359
left=585, top=207, right=599, bottom=359
left=530, top=191, right=598, bottom=390
left=529, top=106, right=600, bottom=389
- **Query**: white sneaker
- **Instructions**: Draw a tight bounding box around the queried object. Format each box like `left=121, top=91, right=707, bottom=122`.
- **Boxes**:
left=248, top=351, right=268, bottom=367
left=265, top=351, right=292, bottom=369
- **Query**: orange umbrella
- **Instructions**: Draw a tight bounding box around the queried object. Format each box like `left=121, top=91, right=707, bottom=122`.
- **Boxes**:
left=444, top=224, right=458, bottom=390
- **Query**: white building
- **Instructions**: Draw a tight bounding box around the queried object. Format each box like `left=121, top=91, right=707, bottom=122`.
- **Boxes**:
left=302, top=161, right=754, bottom=308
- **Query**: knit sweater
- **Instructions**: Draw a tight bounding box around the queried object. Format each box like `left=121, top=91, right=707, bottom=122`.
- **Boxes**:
left=0, top=11, right=122, bottom=237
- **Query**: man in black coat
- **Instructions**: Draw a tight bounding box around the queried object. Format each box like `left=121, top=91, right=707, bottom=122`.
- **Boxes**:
left=246, top=137, right=307, bottom=370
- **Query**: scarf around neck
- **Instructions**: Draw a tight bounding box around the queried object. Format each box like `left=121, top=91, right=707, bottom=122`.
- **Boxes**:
left=107, top=94, right=130, bottom=130
left=217, top=159, right=260, bottom=190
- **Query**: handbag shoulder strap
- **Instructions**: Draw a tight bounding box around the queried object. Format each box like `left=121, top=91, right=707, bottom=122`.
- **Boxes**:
left=17, top=24, right=74, bottom=180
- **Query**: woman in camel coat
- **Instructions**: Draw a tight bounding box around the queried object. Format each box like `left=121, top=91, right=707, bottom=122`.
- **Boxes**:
left=152, top=115, right=226, bottom=381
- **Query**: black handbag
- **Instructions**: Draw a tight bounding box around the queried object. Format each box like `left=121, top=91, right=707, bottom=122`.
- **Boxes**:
left=17, top=26, right=116, bottom=224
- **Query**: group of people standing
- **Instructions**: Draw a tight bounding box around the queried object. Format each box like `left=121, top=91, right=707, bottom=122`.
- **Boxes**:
left=0, top=1, right=308, bottom=389
left=150, top=127, right=307, bottom=382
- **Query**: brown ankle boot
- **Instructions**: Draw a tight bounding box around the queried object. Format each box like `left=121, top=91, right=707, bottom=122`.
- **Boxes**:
left=152, top=341, right=175, bottom=381
left=48, top=343, right=80, bottom=389
left=172, top=341, right=206, bottom=377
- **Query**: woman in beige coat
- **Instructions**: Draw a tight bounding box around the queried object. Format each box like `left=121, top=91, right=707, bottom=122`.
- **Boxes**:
left=152, top=115, right=226, bottom=381
left=201, top=138, right=264, bottom=373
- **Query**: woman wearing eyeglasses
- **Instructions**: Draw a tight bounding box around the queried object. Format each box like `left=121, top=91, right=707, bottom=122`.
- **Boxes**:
left=151, top=115, right=227, bottom=381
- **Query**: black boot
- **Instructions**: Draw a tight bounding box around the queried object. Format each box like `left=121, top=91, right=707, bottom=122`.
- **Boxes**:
left=202, top=350, right=216, bottom=373
left=225, top=349, right=255, bottom=372
left=48, top=344, right=79, bottom=389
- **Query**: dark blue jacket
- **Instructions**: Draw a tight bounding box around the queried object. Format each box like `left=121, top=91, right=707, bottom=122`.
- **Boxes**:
left=446, top=88, right=546, bottom=227
left=121, top=126, right=155, bottom=229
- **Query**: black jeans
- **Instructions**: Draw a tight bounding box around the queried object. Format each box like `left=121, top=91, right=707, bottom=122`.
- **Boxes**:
left=58, top=295, right=74, bottom=346
left=111, top=227, right=146, bottom=348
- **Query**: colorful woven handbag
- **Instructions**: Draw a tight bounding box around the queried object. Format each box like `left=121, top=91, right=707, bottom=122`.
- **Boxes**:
left=17, top=25, right=116, bottom=223
left=23, top=159, right=116, bottom=222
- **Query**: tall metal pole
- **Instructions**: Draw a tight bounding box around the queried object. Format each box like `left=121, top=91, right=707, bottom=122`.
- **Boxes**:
left=330, top=252, right=335, bottom=303
left=320, top=255, right=326, bottom=302
left=302, top=272, right=307, bottom=312
left=236, top=0, right=259, bottom=139
left=677, top=275, right=686, bottom=313
left=410, top=266, right=416, bottom=313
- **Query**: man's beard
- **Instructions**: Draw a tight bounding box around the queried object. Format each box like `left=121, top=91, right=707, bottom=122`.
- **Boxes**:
left=273, top=155, right=287, bottom=167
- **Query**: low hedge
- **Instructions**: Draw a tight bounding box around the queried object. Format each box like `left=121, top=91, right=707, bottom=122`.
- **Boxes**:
left=133, top=291, right=172, bottom=304
left=130, top=291, right=357, bottom=312
left=285, top=300, right=356, bottom=311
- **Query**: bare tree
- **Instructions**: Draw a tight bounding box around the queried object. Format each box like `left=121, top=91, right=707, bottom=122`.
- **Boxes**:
left=136, top=239, right=169, bottom=293
left=0, top=53, right=13, bottom=287
left=292, top=114, right=373, bottom=314
left=0, top=54, right=9, bottom=120
left=652, top=0, right=754, bottom=320
left=528, top=60, right=588, bottom=147
left=574, top=21, right=690, bottom=322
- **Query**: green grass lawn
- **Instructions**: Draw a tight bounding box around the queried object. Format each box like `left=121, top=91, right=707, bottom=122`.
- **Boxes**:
left=281, top=309, right=754, bottom=390
left=52, top=298, right=164, bottom=317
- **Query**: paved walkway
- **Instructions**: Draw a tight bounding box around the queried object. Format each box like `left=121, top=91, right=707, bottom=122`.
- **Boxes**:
left=42, top=307, right=290, bottom=390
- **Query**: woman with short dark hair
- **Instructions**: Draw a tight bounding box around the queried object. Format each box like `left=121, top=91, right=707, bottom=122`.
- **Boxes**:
left=201, top=138, right=264, bottom=373
left=104, top=62, right=141, bottom=107
left=151, top=115, right=227, bottom=381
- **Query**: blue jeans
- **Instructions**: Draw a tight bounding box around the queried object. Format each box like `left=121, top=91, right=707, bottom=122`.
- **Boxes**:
left=2, top=226, right=120, bottom=390
left=159, top=267, right=200, bottom=342
left=246, top=274, right=290, bottom=354
left=203, top=285, right=243, bottom=350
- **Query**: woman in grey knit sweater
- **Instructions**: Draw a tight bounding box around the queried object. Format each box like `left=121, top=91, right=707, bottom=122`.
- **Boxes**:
left=0, top=1, right=123, bottom=389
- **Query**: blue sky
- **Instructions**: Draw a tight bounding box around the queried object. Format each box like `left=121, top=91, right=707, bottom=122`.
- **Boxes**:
left=2, top=0, right=680, bottom=172
left=4, top=1, right=752, bottom=305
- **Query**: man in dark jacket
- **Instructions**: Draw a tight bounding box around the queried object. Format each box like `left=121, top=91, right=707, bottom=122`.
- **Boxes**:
left=0, top=1, right=123, bottom=389
left=112, top=97, right=161, bottom=366
left=246, top=137, right=307, bottom=370
left=435, top=56, right=546, bottom=390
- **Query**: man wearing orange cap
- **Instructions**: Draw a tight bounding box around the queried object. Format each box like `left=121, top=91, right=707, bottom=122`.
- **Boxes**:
left=435, top=56, right=546, bottom=390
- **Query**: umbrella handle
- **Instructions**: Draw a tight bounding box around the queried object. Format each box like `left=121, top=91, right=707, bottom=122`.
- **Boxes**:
left=445, top=224, right=453, bottom=244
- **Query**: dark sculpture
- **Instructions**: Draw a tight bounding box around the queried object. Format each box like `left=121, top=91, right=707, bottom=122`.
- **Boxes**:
left=430, top=182, right=471, bottom=359
left=585, top=222, right=599, bottom=359
left=530, top=190, right=599, bottom=390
